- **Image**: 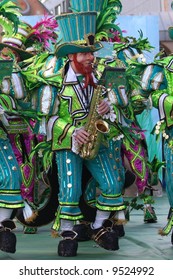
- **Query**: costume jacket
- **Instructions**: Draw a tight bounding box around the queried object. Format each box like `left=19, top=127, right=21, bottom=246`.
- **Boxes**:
left=48, top=65, right=107, bottom=151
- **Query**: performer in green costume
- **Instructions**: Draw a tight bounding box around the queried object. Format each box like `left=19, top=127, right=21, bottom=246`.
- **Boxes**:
left=130, top=47, right=173, bottom=244
left=0, top=0, right=25, bottom=253
left=46, top=6, right=131, bottom=256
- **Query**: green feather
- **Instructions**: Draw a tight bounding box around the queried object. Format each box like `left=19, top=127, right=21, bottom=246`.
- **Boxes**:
left=96, top=10, right=114, bottom=30
left=0, top=0, right=21, bottom=34
left=95, top=31, right=110, bottom=41
left=0, top=17, right=14, bottom=36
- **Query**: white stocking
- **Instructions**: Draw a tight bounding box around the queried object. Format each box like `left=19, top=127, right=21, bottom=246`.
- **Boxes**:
left=0, top=208, right=13, bottom=225
left=92, top=210, right=111, bottom=229
left=60, top=219, right=74, bottom=232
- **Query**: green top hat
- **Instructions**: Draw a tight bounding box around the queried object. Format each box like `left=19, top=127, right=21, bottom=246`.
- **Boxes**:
left=0, top=21, right=34, bottom=60
left=55, top=12, right=102, bottom=57
left=69, top=0, right=107, bottom=12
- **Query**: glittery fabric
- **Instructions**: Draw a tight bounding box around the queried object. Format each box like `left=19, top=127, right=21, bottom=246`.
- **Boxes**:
left=164, top=127, right=173, bottom=208
left=122, top=138, right=149, bottom=193
left=53, top=141, right=126, bottom=230
left=0, top=137, right=24, bottom=208
left=7, top=119, right=36, bottom=203
left=84, top=140, right=125, bottom=207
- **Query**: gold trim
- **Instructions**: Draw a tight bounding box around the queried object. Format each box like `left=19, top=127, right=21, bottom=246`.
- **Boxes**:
left=58, top=123, right=72, bottom=144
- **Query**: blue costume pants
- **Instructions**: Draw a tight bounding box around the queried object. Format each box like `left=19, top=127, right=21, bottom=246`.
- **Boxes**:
left=53, top=141, right=125, bottom=230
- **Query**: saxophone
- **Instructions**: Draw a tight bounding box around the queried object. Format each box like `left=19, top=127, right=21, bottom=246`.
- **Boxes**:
left=79, top=85, right=109, bottom=160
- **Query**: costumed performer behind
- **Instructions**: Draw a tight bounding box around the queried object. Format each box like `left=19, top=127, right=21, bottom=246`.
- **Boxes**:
left=129, top=40, right=173, bottom=244
left=0, top=14, right=60, bottom=234
left=93, top=9, right=159, bottom=223
left=0, top=0, right=25, bottom=253
left=0, top=21, right=37, bottom=227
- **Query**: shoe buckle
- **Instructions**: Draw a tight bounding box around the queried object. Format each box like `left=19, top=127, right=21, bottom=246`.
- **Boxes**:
left=103, top=219, right=113, bottom=230
left=94, top=228, right=107, bottom=242
left=61, top=230, right=78, bottom=240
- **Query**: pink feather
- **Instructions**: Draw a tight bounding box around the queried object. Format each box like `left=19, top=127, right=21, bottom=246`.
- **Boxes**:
left=27, top=14, right=58, bottom=49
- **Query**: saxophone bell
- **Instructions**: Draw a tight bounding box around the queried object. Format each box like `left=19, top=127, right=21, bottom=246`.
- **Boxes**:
left=95, top=120, right=110, bottom=134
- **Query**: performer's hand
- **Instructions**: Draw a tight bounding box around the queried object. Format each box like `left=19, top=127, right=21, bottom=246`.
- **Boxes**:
left=74, top=128, right=90, bottom=145
left=97, top=100, right=110, bottom=115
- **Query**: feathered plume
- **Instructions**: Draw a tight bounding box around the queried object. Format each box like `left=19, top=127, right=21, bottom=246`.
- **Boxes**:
left=95, top=0, right=123, bottom=41
left=113, top=29, right=154, bottom=55
left=26, top=14, right=59, bottom=51
left=0, top=0, right=21, bottom=36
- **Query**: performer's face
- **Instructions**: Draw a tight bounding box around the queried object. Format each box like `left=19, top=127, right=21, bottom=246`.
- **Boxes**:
left=69, top=52, right=94, bottom=74
left=75, top=52, right=94, bottom=67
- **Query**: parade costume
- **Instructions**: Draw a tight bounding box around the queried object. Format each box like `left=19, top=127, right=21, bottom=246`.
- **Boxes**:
left=49, top=60, right=124, bottom=255
left=0, top=0, right=25, bottom=252
left=54, top=0, right=128, bottom=243
left=0, top=15, right=60, bottom=234
left=112, top=36, right=159, bottom=223
left=98, top=32, right=158, bottom=222
left=37, top=1, right=134, bottom=256
left=132, top=53, right=173, bottom=243
left=12, top=19, right=65, bottom=230
left=0, top=21, right=40, bottom=229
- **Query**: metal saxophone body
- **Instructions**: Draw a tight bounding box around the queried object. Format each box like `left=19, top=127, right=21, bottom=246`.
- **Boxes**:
left=79, top=85, right=109, bottom=160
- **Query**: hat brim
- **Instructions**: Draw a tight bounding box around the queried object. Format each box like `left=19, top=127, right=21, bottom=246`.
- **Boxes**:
left=55, top=42, right=103, bottom=58
left=0, top=43, right=34, bottom=60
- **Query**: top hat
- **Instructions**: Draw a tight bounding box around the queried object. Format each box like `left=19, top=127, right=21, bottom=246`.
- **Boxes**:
left=69, top=0, right=107, bottom=12
left=0, top=21, right=34, bottom=60
left=55, top=12, right=103, bottom=57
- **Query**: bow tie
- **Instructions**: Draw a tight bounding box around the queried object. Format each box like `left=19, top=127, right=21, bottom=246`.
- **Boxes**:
left=77, top=75, right=85, bottom=83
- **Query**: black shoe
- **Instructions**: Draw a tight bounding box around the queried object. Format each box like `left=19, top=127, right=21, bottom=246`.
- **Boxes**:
left=58, top=231, right=78, bottom=257
left=87, top=225, right=119, bottom=251
left=73, top=224, right=91, bottom=241
left=113, top=224, right=125, bottom=237
left=103, top=219, right=125, bottom=238
left=0, top=219, right=16, bottom=253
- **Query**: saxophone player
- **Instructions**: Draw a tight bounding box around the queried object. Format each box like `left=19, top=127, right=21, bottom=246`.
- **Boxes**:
left=46, top=11, right=128, bottom=257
